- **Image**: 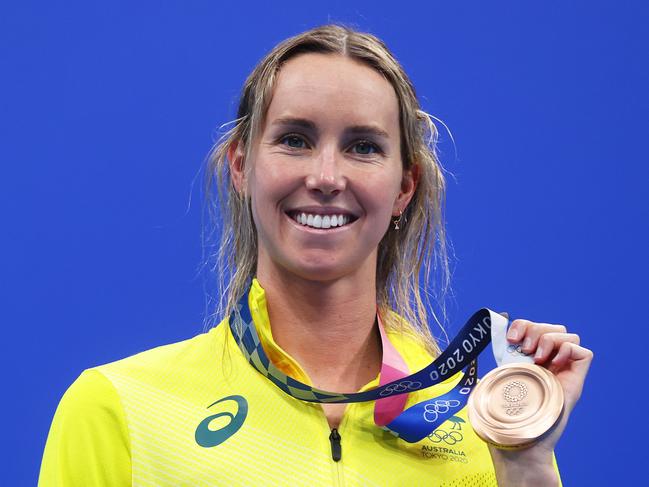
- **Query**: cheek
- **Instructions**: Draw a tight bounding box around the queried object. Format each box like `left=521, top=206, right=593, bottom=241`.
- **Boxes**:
left=357, top=173, right=402, bottom=215
left=248, top=165, right=293, bottom=223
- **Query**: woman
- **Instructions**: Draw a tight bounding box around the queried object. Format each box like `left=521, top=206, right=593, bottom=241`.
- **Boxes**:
left=39, top=24, right=593, bottom=486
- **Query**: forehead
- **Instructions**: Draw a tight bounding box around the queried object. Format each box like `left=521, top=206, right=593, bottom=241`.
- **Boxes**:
left=264, top=53, right=400, bottom=135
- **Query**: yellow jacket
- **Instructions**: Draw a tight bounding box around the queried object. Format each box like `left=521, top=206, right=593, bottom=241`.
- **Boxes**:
left=40, top=279, right=560, bottom=486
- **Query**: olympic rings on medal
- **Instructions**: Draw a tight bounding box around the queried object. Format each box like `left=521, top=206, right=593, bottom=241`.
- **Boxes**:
left=427, top=428, right=464, bottom=445
left=423, top=399, right=461, bottom=423
left=379, top=380, right=423, bottom=397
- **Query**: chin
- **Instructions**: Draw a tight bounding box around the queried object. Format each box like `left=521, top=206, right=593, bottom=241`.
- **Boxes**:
left=286, top=263, right=347, bottom=283
left=279, top=252, right=369, bottom=283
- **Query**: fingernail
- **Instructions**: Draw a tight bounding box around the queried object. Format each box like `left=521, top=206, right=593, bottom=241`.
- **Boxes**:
left=507, top=328, right=518, bottom=340
left=534, top=346, right=544, bottom=359
left=523, top=337, right=532, bottom=351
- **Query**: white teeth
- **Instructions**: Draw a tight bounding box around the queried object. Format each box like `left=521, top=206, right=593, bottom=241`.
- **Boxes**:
left=292, top=212, right=352, bottom=229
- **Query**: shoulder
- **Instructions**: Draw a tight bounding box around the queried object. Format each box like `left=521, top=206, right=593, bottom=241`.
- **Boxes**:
left=50, top=322, right=232, bottom=424
left=94, top=321, right=227, bottom=380
left=45, top=368, right=127, bottom=441
left=75, top=321, right=241, bottom=427
left=39, top=369, right=132, bottom=485
left=39, top=323, right=234, bottom=485
left=49, top=321, right=228, bottom=429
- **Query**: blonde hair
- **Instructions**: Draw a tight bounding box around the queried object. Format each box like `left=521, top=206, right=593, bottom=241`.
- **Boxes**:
left=202, top=23, right=451, bottom=356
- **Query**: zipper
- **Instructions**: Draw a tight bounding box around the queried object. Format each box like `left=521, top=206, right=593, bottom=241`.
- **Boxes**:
left=316, top=405, right=348, bottom=484
left=329, top=428, right=342, bottom=462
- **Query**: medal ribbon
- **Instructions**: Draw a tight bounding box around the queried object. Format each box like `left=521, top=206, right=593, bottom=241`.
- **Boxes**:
left=490, top=312, right=534, bottom=367
left=229, top=291, right=508, bottom=442
left=373, top=312, right=409, bottom=426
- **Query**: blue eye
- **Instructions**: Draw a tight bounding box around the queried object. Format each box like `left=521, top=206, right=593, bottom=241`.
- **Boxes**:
left=352, top=140, right=381, bottom=155
left=280, top=134, right=307, bottom=149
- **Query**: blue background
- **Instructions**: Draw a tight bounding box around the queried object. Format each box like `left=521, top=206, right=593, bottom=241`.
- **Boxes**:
left=3, top=1, right=647, bottom=485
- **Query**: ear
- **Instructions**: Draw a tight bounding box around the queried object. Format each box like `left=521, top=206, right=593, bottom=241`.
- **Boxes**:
left=393, top=164, right=419, bottom=216
left=227, top=140, right=246, bottom=194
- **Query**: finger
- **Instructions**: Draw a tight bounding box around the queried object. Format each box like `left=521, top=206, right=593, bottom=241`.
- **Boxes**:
left=534, top=332, right=581, bottom=364
left=551, top=341, right=594, bottom=372
left=549, top=342, right=594, bottom=406
left=507, top=320, right=568, bottom=354
left=505, top=319, right=533, bottom=341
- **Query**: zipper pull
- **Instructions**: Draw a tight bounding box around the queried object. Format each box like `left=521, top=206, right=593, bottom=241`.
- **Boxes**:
left=329, top=428, right=342, bottom=462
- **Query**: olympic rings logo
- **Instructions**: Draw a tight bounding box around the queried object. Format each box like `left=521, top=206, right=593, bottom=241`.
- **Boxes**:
left=507, top=343, right=533, bottom=357
left=505, top=406, right=524, bottom=416
left=422, top=399, right=461, bottom=423
left=427, top=428, right=464, bottom=445
left=379, top=380, right=422, bottom=396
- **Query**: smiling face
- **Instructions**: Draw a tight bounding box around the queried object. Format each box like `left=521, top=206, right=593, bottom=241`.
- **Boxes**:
left=231, top=53, right=417, bottom=284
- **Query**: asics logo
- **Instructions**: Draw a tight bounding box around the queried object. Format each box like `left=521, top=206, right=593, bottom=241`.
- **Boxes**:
left=195, top=395, right=248, bottom=448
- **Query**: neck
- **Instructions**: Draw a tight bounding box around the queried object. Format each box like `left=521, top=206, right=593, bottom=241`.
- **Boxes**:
left=256, top=267, right=382, bottom=392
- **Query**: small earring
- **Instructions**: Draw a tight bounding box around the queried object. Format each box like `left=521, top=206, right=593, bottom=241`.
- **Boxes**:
left=392, top=210, right=403, bottom=230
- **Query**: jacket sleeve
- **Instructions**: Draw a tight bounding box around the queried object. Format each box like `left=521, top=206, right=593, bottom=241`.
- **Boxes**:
left=554, top=453, right=562, bottom=486
left=38, top=368, right=132, bottom=486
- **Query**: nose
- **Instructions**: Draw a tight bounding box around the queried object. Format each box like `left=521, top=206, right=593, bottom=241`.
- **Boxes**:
left=305, top=144, right=346, bottom=195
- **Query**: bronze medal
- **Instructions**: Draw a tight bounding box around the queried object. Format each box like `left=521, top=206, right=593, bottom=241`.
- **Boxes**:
left=468, top=362, right=564, bottom=449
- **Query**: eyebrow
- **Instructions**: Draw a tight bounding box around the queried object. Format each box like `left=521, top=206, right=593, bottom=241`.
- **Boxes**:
left=270, top=117, right=391, bottom=140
